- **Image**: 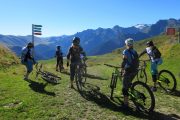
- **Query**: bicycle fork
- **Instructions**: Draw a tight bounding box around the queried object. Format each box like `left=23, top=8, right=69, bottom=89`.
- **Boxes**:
left=110, top=73, right=118, bottom=89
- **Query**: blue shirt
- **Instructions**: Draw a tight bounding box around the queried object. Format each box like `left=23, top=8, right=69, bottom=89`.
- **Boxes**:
left=122, top=48, right=138, bottom=69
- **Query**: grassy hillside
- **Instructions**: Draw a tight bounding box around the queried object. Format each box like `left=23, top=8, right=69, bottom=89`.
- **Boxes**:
left=0, top=45, right=19, bottom=68
left=0, top=35, right=180, bottom=120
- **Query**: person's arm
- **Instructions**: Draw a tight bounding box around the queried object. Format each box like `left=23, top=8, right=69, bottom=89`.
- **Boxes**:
left=55, top=51, right=57, bottom=57
left=139, top=49, right=147, bottom=58
left=66, top=48, right=71, bottom=67
left=121, top=55, right=127, bottom=69
left=67, top=48, right=71, bottom=60
left=79, top=46, right=86, bottom=57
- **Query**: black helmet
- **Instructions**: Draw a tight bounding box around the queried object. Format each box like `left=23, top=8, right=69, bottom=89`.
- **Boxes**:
left=27, top=42, right=34, bottom=47
left=56, top=45, right=61, bottom=48
left=72, top=37, right=80, bottom=45
left=146, top=41, right=154, bottom=47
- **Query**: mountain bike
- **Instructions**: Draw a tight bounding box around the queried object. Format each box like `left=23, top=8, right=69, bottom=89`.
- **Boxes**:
left=75, top=57, right=87, bottom=92
left=136, top=60, right=149, bottom=83
left=104, top=64, right=155, bottom=113
left=137, top=60, right=177, bottom=93
left=35, top=63, right=61, bottom=84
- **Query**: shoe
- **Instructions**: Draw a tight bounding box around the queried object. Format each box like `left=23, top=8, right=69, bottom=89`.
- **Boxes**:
left=151, top=86, right=157, bottom=92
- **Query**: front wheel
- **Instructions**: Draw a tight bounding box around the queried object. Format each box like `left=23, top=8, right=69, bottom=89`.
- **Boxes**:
left=75, top=68, right=83, bottom=92
left=130, top=81, right=155, bottom=113
left=110, top=73, right=118, bottom=99
left=81, top=66, right=87, bottom=84
left=158, top=70, right=177, bottom=93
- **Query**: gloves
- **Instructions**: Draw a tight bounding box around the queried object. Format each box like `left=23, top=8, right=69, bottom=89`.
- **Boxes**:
left=67, top=62, right=69, bottom=67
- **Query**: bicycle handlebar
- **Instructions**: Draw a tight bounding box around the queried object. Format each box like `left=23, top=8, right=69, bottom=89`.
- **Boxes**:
left=104, top=64, right=121, bottom=69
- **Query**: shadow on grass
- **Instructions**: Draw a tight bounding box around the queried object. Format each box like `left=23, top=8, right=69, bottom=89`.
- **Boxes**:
left=79, top=83, right=180, bottom=120
left=25, top=79, right=56, bottom=97
left=61, top=71, right=107, bottom=80
left=170, top=90, right=180, bottom=97
left=79, top=83, right=148, bottom=119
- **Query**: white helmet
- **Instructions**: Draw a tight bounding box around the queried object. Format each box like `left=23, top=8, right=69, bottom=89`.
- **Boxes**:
left=125, top=38, right=134, bottom=46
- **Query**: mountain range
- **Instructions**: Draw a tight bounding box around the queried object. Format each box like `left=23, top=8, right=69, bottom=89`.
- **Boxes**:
left=0, top=18, right=180, bottom=60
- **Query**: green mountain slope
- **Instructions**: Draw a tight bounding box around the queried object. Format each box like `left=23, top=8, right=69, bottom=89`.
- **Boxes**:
left=0, top=45, right=19, bottom=68
left=0, top=35, right=180, bottom=119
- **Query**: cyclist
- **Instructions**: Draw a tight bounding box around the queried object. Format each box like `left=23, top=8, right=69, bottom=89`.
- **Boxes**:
left=21, top=42, right=36, bottom=80
left=67, top=37, right=86, bottom=88
left=121, top=38, right=139, bottom=107
left=139, top=41, right=162, bottom=91
left=55, top=45, right=64, bottom=71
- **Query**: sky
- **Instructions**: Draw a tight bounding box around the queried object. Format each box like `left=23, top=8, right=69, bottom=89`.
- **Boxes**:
left=0, top=0, right=179, bottom=37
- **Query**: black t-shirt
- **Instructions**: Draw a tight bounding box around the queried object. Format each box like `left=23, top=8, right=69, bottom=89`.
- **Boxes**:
left=56, top=50, right=63, bottom=58
left=67, top=46, right=85, bottom=63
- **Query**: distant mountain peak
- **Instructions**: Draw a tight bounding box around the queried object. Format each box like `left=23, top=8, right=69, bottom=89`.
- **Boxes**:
left=134, top=24, right=150, bottom=29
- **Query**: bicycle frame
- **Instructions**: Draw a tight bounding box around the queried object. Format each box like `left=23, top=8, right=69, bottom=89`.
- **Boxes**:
left=105, top=64, right=148, bottom=104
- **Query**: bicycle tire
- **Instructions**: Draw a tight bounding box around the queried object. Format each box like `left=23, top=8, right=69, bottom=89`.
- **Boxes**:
left=131, top=81, right=155, bottom=113
left=110, top=73, right=118, bottom=99
left=158, top=70, right=177, bottom=93
left=136, top=70, right=147, bottom=83
left=75, top=67, right=83, bottom=92
left=44, top=71, right=61, bottom=79
left=81, top=66, right=87, bottom=84
left=42, top=75, right=59, bottom=84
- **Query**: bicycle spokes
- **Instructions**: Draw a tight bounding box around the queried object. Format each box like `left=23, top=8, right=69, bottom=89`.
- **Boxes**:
left=158, top=70, right=177, bottom=93
left=159, top=76, right=170, bottom=85
left=131, top=81, right=155, bottom=112
left=132, top=90, right=146, bottom=103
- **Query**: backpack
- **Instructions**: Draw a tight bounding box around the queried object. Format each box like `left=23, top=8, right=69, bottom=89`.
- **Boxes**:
left=128, top=50, right=139, bottom=70
left=152, top=47, right=161, bottom=59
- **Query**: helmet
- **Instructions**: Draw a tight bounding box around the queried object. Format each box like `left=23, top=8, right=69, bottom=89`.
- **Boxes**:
left=125, top=38, right=134, bottom=46
left=72, top=37, right=80, bottom=45
left=146, top=41, right=154, bottom=47
left=27, top=42, right=34, bottom=47
left=56, top=45, right=61, bottom=48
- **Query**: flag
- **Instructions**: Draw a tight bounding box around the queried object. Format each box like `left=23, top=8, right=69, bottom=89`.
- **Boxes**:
left=33, top=24, right=42, bottom=35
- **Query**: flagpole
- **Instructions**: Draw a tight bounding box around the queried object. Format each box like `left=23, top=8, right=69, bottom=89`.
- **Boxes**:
left=32, top=24, right=35, bottom=57
left=178, top=27, right=180, bottom=44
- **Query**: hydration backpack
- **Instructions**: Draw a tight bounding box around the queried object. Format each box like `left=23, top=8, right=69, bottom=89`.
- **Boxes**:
left=128, top=50, right=139, bottom=70
left=152, top=47, right=161, bottom=59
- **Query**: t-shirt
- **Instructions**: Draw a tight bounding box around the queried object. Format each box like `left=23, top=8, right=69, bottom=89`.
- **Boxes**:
left=67, top=45, right=85, bottom=63
left=122, top=48, right=139, bottom=70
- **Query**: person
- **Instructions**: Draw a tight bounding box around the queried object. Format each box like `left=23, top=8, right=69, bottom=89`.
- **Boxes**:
left=55, top=45, right=64, bottom=71
left=66, top=37, right=86, bottom=88
left=121, top=38, right=139, bottom=107
left=139, top=41, right=162, bottom=91
left=21, top=42, right=36, bottom=80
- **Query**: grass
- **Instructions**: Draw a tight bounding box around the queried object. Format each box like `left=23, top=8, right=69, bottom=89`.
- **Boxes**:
left=0, top=45, right=19, bottom=68
left=0, top=35, right=180, bottom=120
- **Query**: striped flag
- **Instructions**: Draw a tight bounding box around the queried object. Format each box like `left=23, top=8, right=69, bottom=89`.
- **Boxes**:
left=33, top=24, right=42, bottom=35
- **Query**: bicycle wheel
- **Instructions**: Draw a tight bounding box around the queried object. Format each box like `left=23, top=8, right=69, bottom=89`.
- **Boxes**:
left=75, top=67, right=83, bottom=92
left=81, top=66, right=87, bottom=84
left=136, top=70, right=147, bottom=83
left=42, top=72, right=61, bottom=84
left=42, top=75, right=58, bottom=84
left=131, top=81, right=155, bottom=113
left=110, top=73, right=118, bottom=99
left=158, top=70, right=177, bottom=93
left=44, top=71, right=59, bottom=78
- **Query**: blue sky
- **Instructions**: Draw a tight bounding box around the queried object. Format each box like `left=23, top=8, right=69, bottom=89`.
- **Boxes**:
left=0, top=0, right=179, bottom=37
